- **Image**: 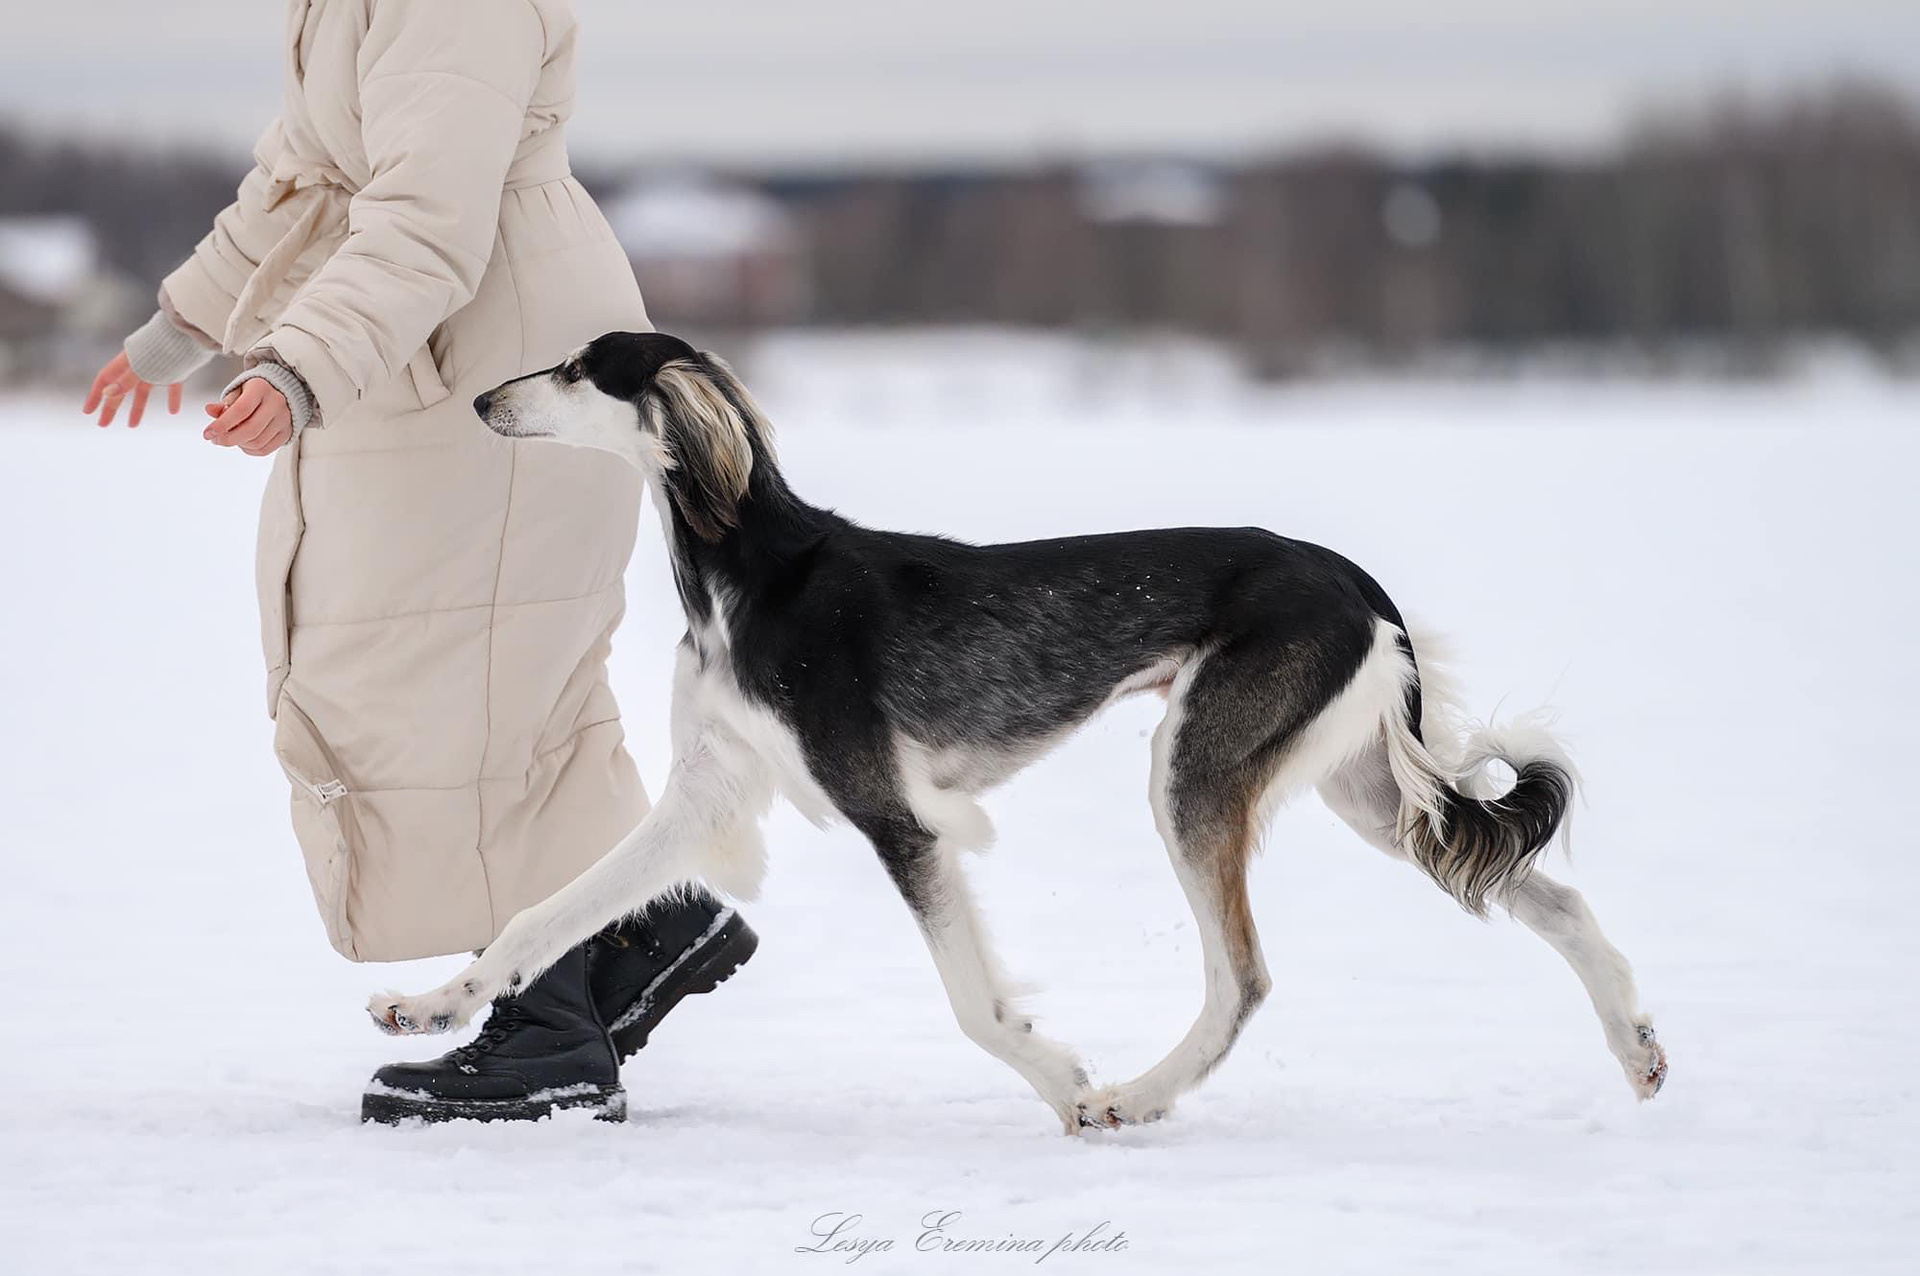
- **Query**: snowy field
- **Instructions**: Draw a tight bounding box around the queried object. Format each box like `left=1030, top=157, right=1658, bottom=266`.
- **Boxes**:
left=3, top=338, right=1917, bottom=1274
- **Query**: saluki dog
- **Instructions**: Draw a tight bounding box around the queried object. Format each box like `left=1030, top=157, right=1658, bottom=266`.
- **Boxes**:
left=370, top=332, right=1666, bottom=1131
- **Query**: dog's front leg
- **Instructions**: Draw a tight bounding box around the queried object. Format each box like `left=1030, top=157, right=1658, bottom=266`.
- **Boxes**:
left=368, top=737, right=746, bottom=1036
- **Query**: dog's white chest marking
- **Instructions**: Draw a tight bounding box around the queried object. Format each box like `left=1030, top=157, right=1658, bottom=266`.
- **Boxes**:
left=680, top=606, right=837, bottom=830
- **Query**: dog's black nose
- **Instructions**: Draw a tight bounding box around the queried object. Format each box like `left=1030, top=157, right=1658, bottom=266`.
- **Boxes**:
left=472, top=391, right=494, bottom=420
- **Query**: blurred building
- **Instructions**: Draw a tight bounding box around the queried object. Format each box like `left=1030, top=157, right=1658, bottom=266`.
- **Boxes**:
left=0, top=215, right=140, bottom=384
left=1076, top=159, right=1229, bottom=335
left=605, top=173, right=807, bottom=330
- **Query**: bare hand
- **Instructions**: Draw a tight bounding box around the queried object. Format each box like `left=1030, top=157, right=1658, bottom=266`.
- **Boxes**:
left=82, top=351, right=184, bottom=428
left=204, top=379, right=294, bottom=457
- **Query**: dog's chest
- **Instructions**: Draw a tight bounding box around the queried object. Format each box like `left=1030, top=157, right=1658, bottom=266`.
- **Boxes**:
left=685, top=652, right=838, bottom=828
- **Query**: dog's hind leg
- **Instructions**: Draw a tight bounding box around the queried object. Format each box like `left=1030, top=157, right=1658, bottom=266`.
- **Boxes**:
left=1078, top=814, right=1267, bottom=1131
left=855, top=802, right=1092, bottom=1132
left=369, top=724, right=771, bottom=1037
left=1077, top=655, right=1281, bottom=1130
left=1319, top=745, right=1666, bottom=1098
left=1504, top=872, right=1666, bottom=1097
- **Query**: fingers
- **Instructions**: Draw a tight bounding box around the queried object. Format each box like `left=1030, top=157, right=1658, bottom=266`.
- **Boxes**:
left=205, top=403, right=256, bottom=443
left=84, top=363, right=197, bottom=429
left=239, top=420, right=293, bottom=457
left=98, top=377, right=130, bottom=427
left=83, top=352, right=128, bottom=416
left=231, top=406, right=280, bottom=450
left=84, top=354, right=157, bottom=427
left=205, top=381, right=291, bottom=456
left=89, top=365, right=161, bottom=428
left=204, top=381, right=264, bottom=443
left=82, top=368, right=111, bottom=415
left=244, top=407, right=294, bottom=455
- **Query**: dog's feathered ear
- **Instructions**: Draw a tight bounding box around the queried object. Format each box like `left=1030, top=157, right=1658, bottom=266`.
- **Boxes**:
left=643, top=354, right=768, bottom=542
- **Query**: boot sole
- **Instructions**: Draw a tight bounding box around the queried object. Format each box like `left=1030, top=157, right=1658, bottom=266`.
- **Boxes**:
left=606, top=908, right=759, bottom=1063
left=361, top=1082, right=627, bottom=1126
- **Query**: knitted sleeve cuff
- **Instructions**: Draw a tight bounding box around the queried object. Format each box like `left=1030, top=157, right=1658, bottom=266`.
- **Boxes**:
left=123, top=309, right=216, bottom=384
left=224, top=357, right=320, bottom=435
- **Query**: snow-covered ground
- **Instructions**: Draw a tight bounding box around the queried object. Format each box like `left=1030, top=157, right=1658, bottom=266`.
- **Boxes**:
left=3, top=346, right=1916, bottom=1274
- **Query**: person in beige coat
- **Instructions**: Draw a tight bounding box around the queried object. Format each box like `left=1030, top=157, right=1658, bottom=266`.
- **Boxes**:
left=81, top=0, right=757, bottom=1125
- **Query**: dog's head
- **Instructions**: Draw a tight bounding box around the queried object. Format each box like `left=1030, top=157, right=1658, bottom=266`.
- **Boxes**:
left=473, top=332, right=769, bottom=540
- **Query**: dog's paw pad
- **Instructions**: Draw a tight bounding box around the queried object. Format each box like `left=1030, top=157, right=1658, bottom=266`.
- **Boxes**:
left=1075, top=1103, right=1122, bottom=1131
left=367, top=991, right=463, bottom=1037
left=367, top=997, right=405, bottom=1035
left=1074, top=1087, right=1167, bottom=1132
left=1626, top=1022, right=1668, bottom=1099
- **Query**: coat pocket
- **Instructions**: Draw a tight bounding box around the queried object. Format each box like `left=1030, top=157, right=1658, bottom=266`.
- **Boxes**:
left=257, top=437, right=305, bottom=717
left=406, top=344, right=451, bottom=410
left=273, top=692, right=364, bottom=961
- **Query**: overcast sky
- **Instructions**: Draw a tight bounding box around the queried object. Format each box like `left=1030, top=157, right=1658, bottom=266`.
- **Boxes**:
left=5, top=1, right=1917, bottom=165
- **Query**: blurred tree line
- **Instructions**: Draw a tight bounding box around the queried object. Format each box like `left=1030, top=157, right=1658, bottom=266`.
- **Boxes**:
left=3, top=80, right=1915, bottom=378
left=768, top=82, right=1920, bottom=374
left=0, top=131, right=241, bottom=288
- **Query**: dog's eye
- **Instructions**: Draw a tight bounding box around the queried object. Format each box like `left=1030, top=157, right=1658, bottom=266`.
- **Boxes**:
left=558, top=362, right=582, bottom=384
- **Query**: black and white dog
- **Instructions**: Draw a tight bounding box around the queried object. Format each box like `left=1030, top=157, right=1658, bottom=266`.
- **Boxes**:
left=371, top=332, right=1666, bottom=1130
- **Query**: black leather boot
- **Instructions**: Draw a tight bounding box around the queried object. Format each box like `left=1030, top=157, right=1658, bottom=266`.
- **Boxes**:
left=361, top=943, right=624, bottom=1125
left=591, top=888, right=758, bottom=1062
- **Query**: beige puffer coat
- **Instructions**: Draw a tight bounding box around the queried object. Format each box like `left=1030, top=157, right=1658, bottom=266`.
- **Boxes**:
left=163, top=0, right=652, bottom=961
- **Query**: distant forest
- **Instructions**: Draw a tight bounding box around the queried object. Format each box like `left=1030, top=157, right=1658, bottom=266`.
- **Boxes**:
left=4, top=80, right=1916, bottom=377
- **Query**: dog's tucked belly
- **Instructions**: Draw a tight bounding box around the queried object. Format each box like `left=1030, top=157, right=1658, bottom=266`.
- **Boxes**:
left=896, top=653, right=1190, bottom=798
left=1108, top=654, right=1186, bottom=702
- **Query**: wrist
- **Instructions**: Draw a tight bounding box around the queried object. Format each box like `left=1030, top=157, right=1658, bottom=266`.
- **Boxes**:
left=124, top=309, right=215, bottom=384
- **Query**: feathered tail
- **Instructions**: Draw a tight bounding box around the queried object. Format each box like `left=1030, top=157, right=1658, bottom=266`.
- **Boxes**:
left=1378, top=628, right=1579, bottom=916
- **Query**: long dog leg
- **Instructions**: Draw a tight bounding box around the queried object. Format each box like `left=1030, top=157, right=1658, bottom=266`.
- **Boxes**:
left=915, top=846, right=1092, bottom=1132
left=1501, top=872, right=1666, bottom=1097
left=1320, top=746, right=1666, bottom=1098
left=1078, top=662, right=1271, bottom=1128
left=370, top=729, right=766, bottom=1037
left=848, top=790, right=1091, bottom=1132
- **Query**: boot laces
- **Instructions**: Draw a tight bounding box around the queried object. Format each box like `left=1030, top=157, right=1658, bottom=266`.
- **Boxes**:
left=449, top=1001, right=529, bottom=1062
left=599, top=920, right=668, bottom=961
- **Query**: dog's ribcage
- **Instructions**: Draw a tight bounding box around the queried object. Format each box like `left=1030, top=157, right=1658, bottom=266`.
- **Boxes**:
left=708, top=525, right=1363, bottom=799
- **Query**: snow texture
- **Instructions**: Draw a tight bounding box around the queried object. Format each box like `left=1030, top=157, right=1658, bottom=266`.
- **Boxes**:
left=3, top=343, right=1916, bottom=1274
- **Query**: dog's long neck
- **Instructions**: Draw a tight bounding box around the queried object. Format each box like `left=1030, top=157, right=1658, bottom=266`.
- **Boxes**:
left=657, top=433, right=827, bottom=642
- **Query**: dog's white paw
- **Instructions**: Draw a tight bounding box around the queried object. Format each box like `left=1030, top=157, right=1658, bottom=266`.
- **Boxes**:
left=1025, top=1054, right=1095, bottom=1135
left=1073, top=1085, right=1169, bottom=1133
left=366, top=986, right=478, bottom=1037
left=1622, top=1020, right=1668, bottom=1100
